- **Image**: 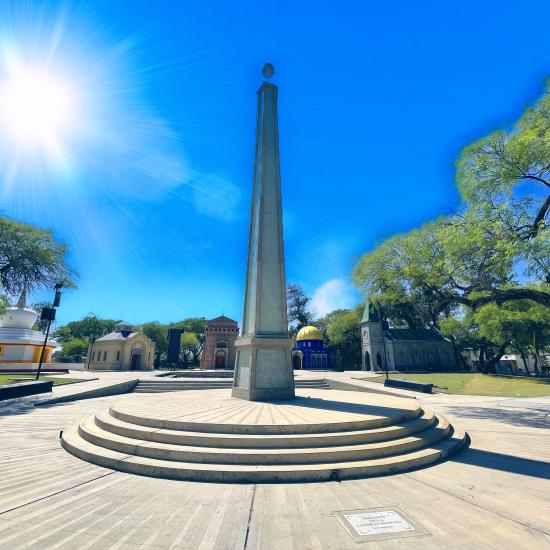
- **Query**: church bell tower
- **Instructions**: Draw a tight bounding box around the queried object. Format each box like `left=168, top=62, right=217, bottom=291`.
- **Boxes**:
left=360, top=298, right=386, bottom=371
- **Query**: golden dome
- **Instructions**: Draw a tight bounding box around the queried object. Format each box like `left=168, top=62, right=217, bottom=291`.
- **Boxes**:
left=296, top=325, right=323, bottom=341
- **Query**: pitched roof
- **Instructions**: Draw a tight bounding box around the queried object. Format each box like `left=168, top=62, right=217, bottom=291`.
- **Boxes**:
left=360, top=298, right=380, bottom=323
left=96, top=331, right=138, bottom=341
left=208, top=315, right=238, bottom=324
left=384, top=328, right=446, bottom=342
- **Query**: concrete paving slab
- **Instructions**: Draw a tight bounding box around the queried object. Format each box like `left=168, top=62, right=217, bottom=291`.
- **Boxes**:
left=0, top=386, right=548, bottom=549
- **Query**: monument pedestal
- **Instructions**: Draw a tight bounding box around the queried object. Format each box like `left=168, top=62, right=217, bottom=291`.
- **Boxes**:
left=232, top=336, right=294, bottom=401
left=61, top=388, right=469, bottom=482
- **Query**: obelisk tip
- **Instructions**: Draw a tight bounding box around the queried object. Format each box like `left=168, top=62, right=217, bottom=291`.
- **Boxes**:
left=262, top=63, right=275, bottom=79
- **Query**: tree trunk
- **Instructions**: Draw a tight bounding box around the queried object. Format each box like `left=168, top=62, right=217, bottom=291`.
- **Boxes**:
left=521, top=354, right=530, bottom=375
left=478, top=346, right=487, bottom=374
left=532, top=352, right=540, bottom=375
left=484, top=343, right=507, bottom=374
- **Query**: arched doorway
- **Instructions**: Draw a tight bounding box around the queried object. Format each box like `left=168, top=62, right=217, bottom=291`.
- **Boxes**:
left=293, top=353, right=302, bottom=370
left=130, top=349, right=142, bottom=370
left=215, top=350, right=227, bottom=368
left=376, top=352, right=383, bottom=370
left=364, top=351, right=371, bottom=371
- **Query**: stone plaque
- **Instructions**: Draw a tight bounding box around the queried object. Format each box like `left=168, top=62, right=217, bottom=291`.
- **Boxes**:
left=345, top=510, right=413, bottom=536
left=333, top=507, right=428, bottom=543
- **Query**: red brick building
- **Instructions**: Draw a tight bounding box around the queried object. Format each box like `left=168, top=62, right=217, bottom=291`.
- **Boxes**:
left=199, top=315, right=239, bottom=369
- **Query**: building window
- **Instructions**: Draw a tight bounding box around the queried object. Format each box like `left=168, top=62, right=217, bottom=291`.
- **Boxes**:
left=103, top=351, right=107, bottom=361
left=116, top=351, right=120, bottom=361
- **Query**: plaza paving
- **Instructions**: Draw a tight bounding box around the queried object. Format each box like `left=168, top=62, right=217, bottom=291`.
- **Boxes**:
left=0, top=371, right=549, bottom=549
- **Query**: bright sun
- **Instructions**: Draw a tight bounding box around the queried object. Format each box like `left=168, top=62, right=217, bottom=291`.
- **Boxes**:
left=0, top=54, right=78, bottom=161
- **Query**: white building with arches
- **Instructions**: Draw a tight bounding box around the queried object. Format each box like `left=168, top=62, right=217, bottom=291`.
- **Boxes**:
left=87, top=323, right=155, bottom=371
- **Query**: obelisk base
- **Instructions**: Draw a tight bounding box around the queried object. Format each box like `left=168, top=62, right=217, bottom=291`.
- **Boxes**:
left=232, top=336, right=295, bottom=401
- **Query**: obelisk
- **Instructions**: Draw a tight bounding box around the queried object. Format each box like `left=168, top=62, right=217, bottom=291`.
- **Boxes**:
left=232, top=63, right=295, bottom=401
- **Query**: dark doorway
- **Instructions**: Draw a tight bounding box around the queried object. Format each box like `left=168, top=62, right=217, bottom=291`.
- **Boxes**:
left=293, top=354, right=302, bottom=370
left=376, top=352, right=383, bottom=369
left=130, top=353, right=141, bottom=370
left=215, top=350, right=227, bottom=369
left=364, top=351, right=371, bottom=371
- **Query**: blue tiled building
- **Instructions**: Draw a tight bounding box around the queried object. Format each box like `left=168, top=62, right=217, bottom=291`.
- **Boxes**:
left=292, top=325, right=335, bottom=369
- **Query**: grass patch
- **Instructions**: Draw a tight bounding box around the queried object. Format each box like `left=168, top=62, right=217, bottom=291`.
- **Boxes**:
left=369, top=373, right=550, bottom=397
left=0, top=374, right=82, bottom=386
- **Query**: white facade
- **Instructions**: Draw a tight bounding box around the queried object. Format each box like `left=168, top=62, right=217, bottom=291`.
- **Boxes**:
left=87, top=324, right=155, bottom=371
left=0, top=305, right=57, bottom=371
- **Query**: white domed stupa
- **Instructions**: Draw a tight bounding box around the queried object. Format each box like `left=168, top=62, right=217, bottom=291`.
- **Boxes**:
left=0, top=291, right=58, bottom=373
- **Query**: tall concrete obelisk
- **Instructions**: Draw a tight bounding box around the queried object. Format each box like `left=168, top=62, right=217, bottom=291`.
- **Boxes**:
left=232, top=64, right=295, bottom=401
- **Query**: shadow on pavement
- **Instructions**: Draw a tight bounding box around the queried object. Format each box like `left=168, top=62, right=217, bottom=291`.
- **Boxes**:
left=452, top=447, right=550, bottom=479
left=445, top=405, right=550, bottom=429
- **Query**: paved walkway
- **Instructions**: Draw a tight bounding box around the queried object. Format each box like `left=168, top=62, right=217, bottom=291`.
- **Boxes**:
left=0, top=372, right=549, bottom=549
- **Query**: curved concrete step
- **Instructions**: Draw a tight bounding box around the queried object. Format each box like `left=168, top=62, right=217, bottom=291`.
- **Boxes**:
left=109, top=402, right=423, bottom=435
left=135, top=384, right=329, bottom=391
left=78, top=414, right=450, bottom=464
left=94, top=407, right=438, bottom=448
left=61, top=423, right=468, bottom=483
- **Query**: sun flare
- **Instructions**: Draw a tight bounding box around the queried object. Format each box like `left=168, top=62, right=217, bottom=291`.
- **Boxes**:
left=0, top=53, right=78, bottom=161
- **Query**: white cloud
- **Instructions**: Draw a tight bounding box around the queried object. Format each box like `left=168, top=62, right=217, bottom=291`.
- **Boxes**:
left=309, top=277, right=357, bottom=318
left=190, top=174, right=241, bottom=221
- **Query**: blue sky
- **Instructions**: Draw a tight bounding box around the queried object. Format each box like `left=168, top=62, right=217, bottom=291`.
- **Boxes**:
left=1, top=0, right=550, bottom=326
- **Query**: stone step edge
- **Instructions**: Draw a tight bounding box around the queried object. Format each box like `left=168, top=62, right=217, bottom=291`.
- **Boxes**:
left=134, top=382, right=329, bottom=388
left=108, top=404, right=423, bottom=435
left=77, top=414, right=451, bottom=465
left=94, top=408, right=438, bottom=448
left=61, top=425, right=468, bottom=483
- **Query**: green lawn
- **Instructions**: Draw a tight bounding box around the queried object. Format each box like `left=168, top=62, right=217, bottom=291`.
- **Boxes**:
left=0, top=374, right=82, bottom=386
left=370, top=373, right=550, bottom=397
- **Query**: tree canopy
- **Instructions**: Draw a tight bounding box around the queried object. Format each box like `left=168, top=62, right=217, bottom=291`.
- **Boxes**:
left=54, top=315, right=120, bottom=343
left=316, top=306, right=363, bottom=370
left=287, top=283, right=313, bottom=332
left=352, top=79, right=550, bottom=370
left=0, top=216, right=75, bottom=298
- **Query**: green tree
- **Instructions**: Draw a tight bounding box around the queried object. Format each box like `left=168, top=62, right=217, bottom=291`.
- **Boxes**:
left=454, top=79, right=550, bottom=302
left=54, top=315, right=120, bottom=343
left=0, top=293, right=10, bottom=316
left=353, top=78, right=550, bottom=373
left=473, top=300, right=550, bottom=374
left=287, top=284, right=313, bottom=333
left=319, top=305, right=363, bottom=370
left=0, top=216, right=75, bottom=297
left=180, top=332, right=201, bottom=363
left=354, top=81, right=550, bottom=327
left=56, top=337, right=88, bottom=362
left=170, top=317, right=207, bottom=358
left=440, top=312, right=504, bottom=374
left=440, top=297, right=550, bottom=374
left=142, top=322, right=169, bottom=366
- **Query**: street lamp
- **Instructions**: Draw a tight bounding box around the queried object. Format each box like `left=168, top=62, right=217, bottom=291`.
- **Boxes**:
left=35, top=283, right=63, bottom=380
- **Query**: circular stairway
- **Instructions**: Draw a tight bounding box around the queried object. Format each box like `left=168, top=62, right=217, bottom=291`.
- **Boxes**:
left=61, top=389, right=468, bottom=483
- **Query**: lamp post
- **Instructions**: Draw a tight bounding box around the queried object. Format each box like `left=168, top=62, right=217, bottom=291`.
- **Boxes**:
left=35, top=283, right=63, bottom=380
